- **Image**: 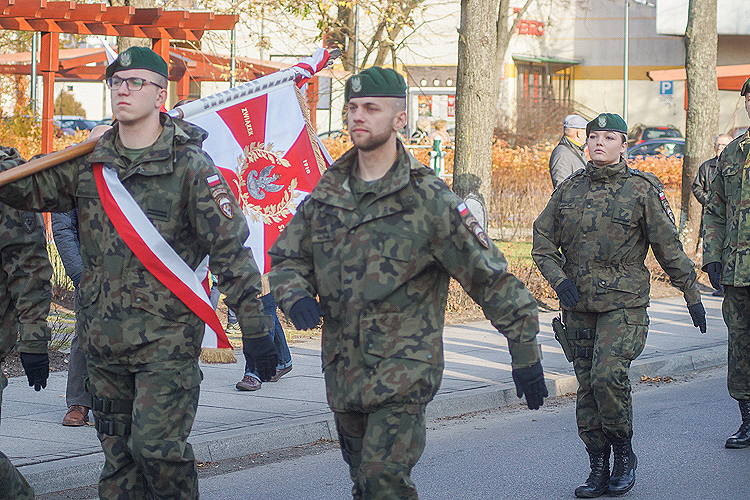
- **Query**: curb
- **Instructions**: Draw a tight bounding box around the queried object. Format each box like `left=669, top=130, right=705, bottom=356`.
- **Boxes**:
left=24, top=348, right=727, bottom=496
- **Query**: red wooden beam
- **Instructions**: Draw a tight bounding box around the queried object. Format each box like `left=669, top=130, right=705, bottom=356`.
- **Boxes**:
left=40, top=1, right=75, bottom=20
left=99, top=5, right=134, bottom=24
left=1, top=0, right=46, bottom=18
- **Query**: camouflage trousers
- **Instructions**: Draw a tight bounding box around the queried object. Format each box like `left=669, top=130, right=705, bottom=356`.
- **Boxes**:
left=334, top=403, right=426, bottom=500
left=566, top=307, right=648, bottom=450
left=86, top=357, right=202, bottom=500
left=0, top=374, right=34, bottom=500
left=722, top=286, right=750, bottom=400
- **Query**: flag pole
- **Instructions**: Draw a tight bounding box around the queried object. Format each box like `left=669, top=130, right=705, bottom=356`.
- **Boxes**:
left=0, top=48, right=340, bottom=188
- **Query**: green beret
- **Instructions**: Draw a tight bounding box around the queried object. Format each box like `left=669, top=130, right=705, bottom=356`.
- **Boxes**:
left=586, top=113, right=627, bottom=136
left=106, top=46, right=168, bottom=80
left=345, top=67, right=406, bottom=101
left=741, top=77, right=750, bottom=96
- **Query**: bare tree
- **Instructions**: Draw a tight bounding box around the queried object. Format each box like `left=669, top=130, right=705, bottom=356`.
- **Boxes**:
left=682, top=0, right=718, bottom=251
left=453, top=0, right=531, bottom=201
left=282, top=0, right=426, bottom=72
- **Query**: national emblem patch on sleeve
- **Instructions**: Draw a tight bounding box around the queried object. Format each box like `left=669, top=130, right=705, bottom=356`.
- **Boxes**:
left=457, top=202, right=490, bottom=248
left=206, top=174, right=234, bottom=218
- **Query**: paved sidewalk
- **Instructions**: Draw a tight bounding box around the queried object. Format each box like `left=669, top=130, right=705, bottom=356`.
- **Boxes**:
left=3, top=293, right=728, bottom=495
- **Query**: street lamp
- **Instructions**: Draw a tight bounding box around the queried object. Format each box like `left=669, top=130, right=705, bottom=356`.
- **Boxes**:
left=624, top=0, right=655, bottom=125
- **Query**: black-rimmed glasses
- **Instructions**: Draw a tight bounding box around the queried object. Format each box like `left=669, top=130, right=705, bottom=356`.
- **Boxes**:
left=106, top=76, right=164, bottom=91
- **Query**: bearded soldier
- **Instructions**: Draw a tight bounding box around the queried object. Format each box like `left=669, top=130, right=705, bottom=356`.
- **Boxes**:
left=269, top=66, right=548, bottom=500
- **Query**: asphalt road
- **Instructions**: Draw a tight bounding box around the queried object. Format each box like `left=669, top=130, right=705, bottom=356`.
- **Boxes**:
left=43, top=366, right=750, bottom=500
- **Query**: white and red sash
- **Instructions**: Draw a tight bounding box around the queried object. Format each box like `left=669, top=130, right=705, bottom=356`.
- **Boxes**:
left=92, top=163, right=231, bottom=351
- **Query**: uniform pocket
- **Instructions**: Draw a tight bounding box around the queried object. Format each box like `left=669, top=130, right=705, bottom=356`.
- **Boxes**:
left=361, top=313, right=439, bottom=367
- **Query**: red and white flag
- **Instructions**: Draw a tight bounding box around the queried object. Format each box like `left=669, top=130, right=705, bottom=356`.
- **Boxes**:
left=173, top=49, right=331, bottom=273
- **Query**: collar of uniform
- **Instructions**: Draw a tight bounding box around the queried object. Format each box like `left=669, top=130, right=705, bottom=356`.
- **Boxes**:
left=739, top=130, right=750, bottom=155
left=89, top=114, right=182, bottom=178
left=585, top=159, right=627, bottom=181
left=312, top=140, right=412, bottom=208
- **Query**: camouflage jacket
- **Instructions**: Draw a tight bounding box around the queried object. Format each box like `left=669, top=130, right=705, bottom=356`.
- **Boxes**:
left=0, top=203, right=51, bottom=359
left=533, top=160, right=701, bottom=313
left=703, top=131, right=750, bottom=285
left=269, top=143, right=541, bottom=413
left=0, top=115, right=270, bottom=364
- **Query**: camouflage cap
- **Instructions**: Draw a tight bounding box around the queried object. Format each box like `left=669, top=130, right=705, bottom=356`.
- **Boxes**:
left=345, top=67, right=406, bottom=101
left=586, top=113, right=627, bottom=136
left=105, top=46, right=168, bottom=79
left=741, top=77, right=750, bottom=96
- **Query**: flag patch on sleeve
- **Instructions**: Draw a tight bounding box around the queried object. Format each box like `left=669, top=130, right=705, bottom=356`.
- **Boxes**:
left=457, top=203, right=490, bottom=248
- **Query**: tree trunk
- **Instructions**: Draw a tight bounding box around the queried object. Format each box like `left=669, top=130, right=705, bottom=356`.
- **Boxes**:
left=109, top=0, right=152, bottom=52
left=453, top=0, right=532, bottom=205
left=453, top=0, right=498, bottom=203
left=682, top=0, right=718, bottom=253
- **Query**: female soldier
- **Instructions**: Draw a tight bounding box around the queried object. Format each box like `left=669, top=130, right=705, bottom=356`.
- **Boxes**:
left=532, top=113, right=706, bottom=498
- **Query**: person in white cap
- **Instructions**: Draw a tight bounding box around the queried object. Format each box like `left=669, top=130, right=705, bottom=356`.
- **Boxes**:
left=549, top=114, right=589, bottom=188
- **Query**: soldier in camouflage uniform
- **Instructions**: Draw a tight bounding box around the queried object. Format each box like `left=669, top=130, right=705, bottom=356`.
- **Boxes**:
left=0, top=47, right=276, bottom=500
left=703, top=77, right=750, bottom=450
left=0, top=203, right=52, bottom=500
left=269, top=67, right=547, bottom=500
left=533, top=113, right=706, bottom=498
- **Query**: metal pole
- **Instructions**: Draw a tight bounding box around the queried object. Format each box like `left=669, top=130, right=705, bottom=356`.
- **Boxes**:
left=353, top=3, right=359, bottom=73
left=30, top=33, right=38, bottom=114
left=230, top=24, right=236, bottom=89
left=623, top=0, right=629, bottom=124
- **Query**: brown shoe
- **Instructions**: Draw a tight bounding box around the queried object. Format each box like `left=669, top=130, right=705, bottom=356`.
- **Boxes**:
left=269, top=365, right=293, bottom=382
left=236, top=375, right=261, bottom=391
left=62, top=405, right=90, bottom=426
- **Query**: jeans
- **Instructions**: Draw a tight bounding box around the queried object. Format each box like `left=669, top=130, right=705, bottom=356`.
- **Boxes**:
left=244, top=293, right=292, bottom=380
left=209, top=285, right=236, bottom=324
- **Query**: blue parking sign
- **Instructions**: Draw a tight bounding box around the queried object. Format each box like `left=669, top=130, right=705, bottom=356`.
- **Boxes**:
left=660, top=81, right=673, bottom=95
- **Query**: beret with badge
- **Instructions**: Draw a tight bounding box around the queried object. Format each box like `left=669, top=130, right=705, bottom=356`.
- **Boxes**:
left=105, top=46, right=168, bottom=80
left=345, top=66, right=407, bottom=101
left=741, top=77, right=750, bottom=96
left=586, top=113, right=628, bottom=136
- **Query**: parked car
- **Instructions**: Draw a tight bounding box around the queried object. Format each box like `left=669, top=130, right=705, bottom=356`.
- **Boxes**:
left=627, top=124, right=682, bottom=147
left=627, top=138, right=684, bottom=159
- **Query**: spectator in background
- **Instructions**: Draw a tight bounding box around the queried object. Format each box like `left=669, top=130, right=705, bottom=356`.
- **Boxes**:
left=52, top=208, right=93, bottom=426
left=235, top=276, right=293, bottom=391
left=427, top=119, right=451, bottom=146
left=692, top=132, right=732, bottom=294
left=549, top=114, right=588, bottom=188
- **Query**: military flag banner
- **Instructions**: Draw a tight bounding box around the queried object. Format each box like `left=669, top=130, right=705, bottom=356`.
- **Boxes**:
left=170, top=48, right=332, bottom=273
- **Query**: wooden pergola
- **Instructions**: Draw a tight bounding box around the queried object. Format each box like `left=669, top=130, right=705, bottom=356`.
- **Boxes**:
left=0, top=0, right=239, bottom=153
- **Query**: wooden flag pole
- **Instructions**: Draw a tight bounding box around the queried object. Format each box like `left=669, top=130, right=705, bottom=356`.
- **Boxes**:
left=0, top=138, right=98, bottom=188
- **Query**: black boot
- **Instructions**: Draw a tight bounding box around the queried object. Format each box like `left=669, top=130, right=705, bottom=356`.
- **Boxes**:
left=726, top=399, right=750, bottom=449
left=608, top=438, right=637, bottom=496
left=574, top=446, right=610, bottom=498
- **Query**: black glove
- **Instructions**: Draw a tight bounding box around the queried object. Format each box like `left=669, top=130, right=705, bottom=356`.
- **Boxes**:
left=688, top=302, right=707, bottom=334
left=511, top=361, right=548, bottom=410
left=288, top=297, right=323, bottom=330
left=19, top=352, right=49, bottom=391
left=243, top=335, right=279, bottom=382
left=555, top=279, right=580, bottom=309
left=706, top=262, right=722, bottom=290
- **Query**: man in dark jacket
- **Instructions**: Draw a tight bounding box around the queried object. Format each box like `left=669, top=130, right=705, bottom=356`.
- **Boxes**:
left=549, top=114, right=588, bottom=188
left=52, top=208, right=93, bottom=426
